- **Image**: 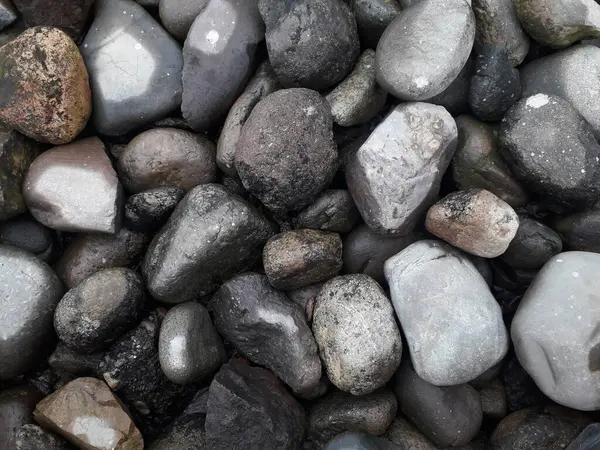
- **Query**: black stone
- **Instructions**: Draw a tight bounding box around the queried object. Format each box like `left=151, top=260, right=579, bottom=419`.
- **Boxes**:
left=553, top=208, right=600, bottom=252
left=48, top=343, right=103, bottom=379
left=0, top=217, right=57, bottom=263
left=350, top=0, right=401, bottom=49
left=294, top=190, right=360, bottom=233
left=500, top=217, right=563, bottom=269
left=125, top=187, right=184, bottom=232
left=500, top=355, right=545, bottom=413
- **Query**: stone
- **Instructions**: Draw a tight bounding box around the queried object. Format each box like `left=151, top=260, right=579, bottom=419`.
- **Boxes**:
left=144, top=184, right=274, bottom=303
left=23, top=137, right=123, bottom=234
left=325, top=432, right=402, bottom=450
left=125, top=187, right=184, bottom=232
left=286, top=282, right=323, bottom=322
left=393, top=363, right=483, bottom=447
left=0, top=387, right=44, bottom=450
left=54, top=268, right=145, bottom=353
left=48, top=343, right=103, bottom=378
left=159, top=0, right=208, bottom=40
left=0, top=217, right=56, bottom=263
left=0, top=26, right=91, bottom=144
left=383, top=417, right=437, bottom=450
left=553, top=208, right=600, bottom=252
left=0, top=0, right=17, bottom=31
left=326, top=50, right=387, bottom=127
left=260, top=0, right=359, bottom=90
left=384, top=240, right=509, bottom=386
left=350, top=0, right=402, bottom=49
left=499, top=93, right=600, bottom=208
left=427, top=56, right=474, bottom=116
left=14, top=424, right=73, bottom=450
left=34, top=377, right=144, bottom=450
left=313, top=275, right=402, bottom=395
left=205, top=360, right=306, bottom=450
left=263, top=229, right=343, bottom=290
left=512, top=251, right=600, bottom=410
left=135, top=0, right=158, bottom=6
left=81, top=0, right=183, bottom=136
left=479, top=378, right=508, bottom=420
left=566, top=424, right=600, bottom=450
left=182, top=0, right=264, bottom=131
left=469, top=46, right=521, bottom=122
left=117, top=128, right=216, bottom=193
left=472, top=0, right=530, bottom=66
left=501, top=218, right=562, bottom=269
left=501, top=355, right=545, bottom=413
left=12, top=0, right=93, bottom=40
left=294, top=190, right=360, bottom=233
left=453, top=115, right=529, bottom=207
left=0, top=246, right=63, bottom=380
left=308, top=390, right=397, bottom=445
left=514, top=0, right=600, bottom=48
left=158, top=302, right=226, bottom=385
left=210, top=272, right=321, bottom=395
left=425, top=189, right=520, bottom=258
left=55, top=227, right=149, bottom=289
left=217, top=61, right=280, bottom=176
left=346, top=103, right=457, bottom=234
left=235, top=88, right=338, bottom=214
left=376, top=0, right=475, bottom=101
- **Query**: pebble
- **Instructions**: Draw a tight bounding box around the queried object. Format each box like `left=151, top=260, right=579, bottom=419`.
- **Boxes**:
left=350, top=0, right=402, bottom=49
left=313, top=274, right=402, bottom=395
left=260, top=0, right=359, bottom=90
left=553, top=208, right=600, bottom=252
left=428, top=56, right=474, bottom=116
left=0, top=26, right=91, bottom=144
left=325, top=432, right=402, bottom=450
left=235, top=88, right=338, bottom=214
left=48, top=343, right=103, bottom=378
left=567, top=424, right=600, bottom=450
left=12, top=0, right=93, bottom=40
left=182, top=0, right=264, bottom=131
left=54, top=268, right=145, bottom=353
left=158, top=302, right=226, bottom=385
left=479, top=378, right=509, bottom=420
left=384, top=240, right=509, bottom=385
left=326, top=50, right=388, bottom=127
left=286, top=282, right=322, bottom=322
left=143, top=184, right=274, bottom=303
left=0, top=0, right=17, bottom=31
left=34, top=377, right=144, bottom=450
left=158, top=0, right=208, bottom=40
left=117, top=128, right=216, bottom=193
left=0, top=386, right=44, bottom=450
left=294, top=189, right=360, bottom=233
left=425, top=189, right=520, bottom=258
left=125, top=187, right=184, bottom=232
left=0, top=217, right=56, bottom=263
left=499, top=93, right=600, bottom=208
left=13, top=424, right=73, bottom=450
left=210, top=272, right=321, bottom=396
left=81, top=0, right=183, bottom=135
left=346, top=103, right=457, bottom=234
left=23, top=137, right=123, bottom=234
left=501, top=355, right=545, bottom=413
left=0, top=246, right=63, bottom=380
left=383, top=417, right=437, bottom=449
left=376, top=0, right=475, bottom=101
left=205, top=360, right=306, bottom=450
left=501, top=218, right=563, bottom=269
left=263, top=229, right=343, bottom=290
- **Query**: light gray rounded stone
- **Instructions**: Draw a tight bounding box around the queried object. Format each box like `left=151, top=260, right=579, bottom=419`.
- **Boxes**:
left=512, top=251, right=600, bottom=411
left=376, top=0, right=475, bottom=101
left=384, top=240, right=509, bottom=386
left=159, top=0, right=209, bottom=40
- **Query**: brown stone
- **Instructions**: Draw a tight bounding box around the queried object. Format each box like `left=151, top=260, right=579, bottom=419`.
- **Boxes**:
left=34, top=377, right=143, bottom=450
left=0, top=27, right=91, bottom=144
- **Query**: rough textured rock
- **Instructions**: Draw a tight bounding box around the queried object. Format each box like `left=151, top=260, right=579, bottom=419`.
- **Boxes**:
left=210, top=272, right=321, bottom=395
left=384, top=240, right=509, bottom=385
left=263, top=229, right=343, bottom=290
left=143, top=184, right=274, bottom=303
left=12, top=0, right=93, bottom=40
left=182, top=0, right=264, bottom=131
left=501, top=218, right=562, bottom=269
left=383, top=417, right=438, bottom=450
left=376, top=0, right=475, bottom=101
left=553, top=208, right=600, bottom=252
left=235, top=88, right=338, bottom=214
left=13, top=424, right=73, bottom=450
left=125, top=187, right=184, bottom=232
left=0, top=26, right=91, bottom=144
left=295, top=190, right=360, bottom=233
left=325, top=432, right=402, bottom=450
left=81, top=0, right=183, bottom=135
left=350, top=0, right=402, bottom=49
left=0, top=387, right=44, bottom=450
left=0, top=217, right=57, bottom=263
left=205, top=360, right=306, bottom=450
left=0, top=0, right=17, bottom=31
left=346, top=103, right=457, bottom=234
left=566, top=424, right=600, bottom=450
left=159, top=0, right=209, bottom=40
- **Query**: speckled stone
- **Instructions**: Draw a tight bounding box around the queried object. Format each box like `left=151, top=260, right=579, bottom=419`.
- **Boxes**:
left=294, top=190, right=360, bottom=233
left=13, top=424, right=73, bottom=450
left=383, top=417, right=437, bottom=450
left=159, top=0, right=208, bottom=40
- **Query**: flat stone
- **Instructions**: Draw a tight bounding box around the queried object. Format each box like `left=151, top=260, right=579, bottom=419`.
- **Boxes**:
left=0, top=386, right=44, bottom=450
left=294, top=190, right=360, bottom=233
left=501, top=218, right=562, bottom=269
left=12, top=0, right=93, bottom=40
left=48, top=343, right=103, bottom=378
left=14, top=424, right=73, bottom=450
left=0, top=0, right=17, bottom=31
left=566, top=424, right=600, bottom=450
left=158, top=0, right=208, bottom=40
left=24, top=137, right=123, bottom=234
left=376, top=0, right=475, bottom=101
left=263, top=229, right=343, bottom=290
left=34, top=377, right=144, bottom=450
left=210, top=272, right=321, bottom=396
left=125, top=187, right=184, bottom=232
left=346, top=102, right=457, bottom=234
left=158, top=302, right=226, bottom=384
left=382, top=417, right=437, bottom=450
left=384, top=240, right=509, bottom=385
left=117, top=128, right=216, bottom=193
left=554, top=208, right=600, bottom=252
left=0, top=217, right=57, bottom=264
left=143, top=184, right=275, bottom=303
left=325, top=432, right=402, bottom=450
left=182, top=0, right=264, bottom=131
left=81, top=0, right=183, bottom=136
left=0, top=26, right=91, bottom=144
left=479, top=378, right=508, bottom=421
left=350, top=0, right=402, bottom=49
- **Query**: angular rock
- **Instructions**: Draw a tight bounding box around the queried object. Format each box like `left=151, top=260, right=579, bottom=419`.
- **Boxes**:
left=117, top=128, right=216, bottom=193
left=143, top=184, right=274, bottom=303
left=205, top=360, right=306, bottom=450
left=159, top=0, right=208, bottom=40
left=376, top=0, right=475, bottom=101
left=501, top=218, right=562, bottom=269
left=567, top=424, right=600, bottom=450
left=325, top=432, right=402, bottom=450
left=125, top=187, right=184, bottom=232
left=0, top=217, right=56, bottom=264
left=0, top=26, right=91, bottom=144
left=295, top=190, right=360, bottom=233
left=48, top=343, right=103, bottom=379
left=0, top=386, right=44, bottom=450
left=479, top=378, right=508, bottom=420
left=383, top=417, right=437, bottom=450
left=14, top=424, right=73, bottom=450
left=24, top=137, right=123, bottom=234
left=350, top=0, right=402, bottom=49
left=384, top=240, right=509, bottom=385
left=210, top=272, right=321, bottom=395
left=553, top=208, right=600, bottom=252
left=182, top=0, right=264, bottom=131
left=260, top=0, right=359, bottom=90
left=158, top=302, right=226, bottom=385
left=235, top=88, right=338, bottom=214
left=12, top=0, right=93, bottom=40
left=263, top=229, right=343, bottom=290
left=0, top=1, right=16, bottom=31
left=286, top=282, right=323, bottom=322
left=81, top=0, right=183, bottom=135
left=346, top=103, right=457, bottom=234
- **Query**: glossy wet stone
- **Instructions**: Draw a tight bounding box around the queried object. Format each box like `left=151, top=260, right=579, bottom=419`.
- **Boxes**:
left=159, top=0, right=208, bottom=40
left=501, top=218, right=563, bottom=269
left=12, top=0, right=93, bottom=40
left=294, top=190, right=360, bottom=233
left=350, top=0, right=402, bottom=49
left=0, top=386, right=44, bottom=450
